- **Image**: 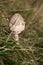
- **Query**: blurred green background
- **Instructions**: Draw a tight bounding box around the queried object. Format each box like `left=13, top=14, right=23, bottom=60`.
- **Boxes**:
left=0, top=0, right=43, bottom=65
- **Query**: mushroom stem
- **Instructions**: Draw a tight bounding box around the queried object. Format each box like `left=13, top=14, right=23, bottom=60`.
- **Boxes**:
left=15, top=34, right=20, bottom=45
left=15, top=34, right=19, bottom=41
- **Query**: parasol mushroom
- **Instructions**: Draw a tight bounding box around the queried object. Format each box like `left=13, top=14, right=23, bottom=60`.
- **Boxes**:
left=9, top=13, right=25, bottom=44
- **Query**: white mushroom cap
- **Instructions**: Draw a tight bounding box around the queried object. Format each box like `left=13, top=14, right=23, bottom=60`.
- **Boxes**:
left=9, top=13, right=25, bottom=34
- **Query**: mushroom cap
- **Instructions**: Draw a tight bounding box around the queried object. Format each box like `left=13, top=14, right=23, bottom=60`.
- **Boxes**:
left=9, top=13, right=25, bottom=34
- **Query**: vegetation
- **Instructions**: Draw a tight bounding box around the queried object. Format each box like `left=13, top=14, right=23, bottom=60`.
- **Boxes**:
left=0, top=0, right=43, bottom=65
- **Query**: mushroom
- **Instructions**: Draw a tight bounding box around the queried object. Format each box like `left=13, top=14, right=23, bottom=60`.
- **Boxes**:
left=9, top=13, right=25, bottom=43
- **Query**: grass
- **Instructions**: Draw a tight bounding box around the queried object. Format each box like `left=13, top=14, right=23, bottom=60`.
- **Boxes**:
left=0, top=0, right=43, bottom=65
